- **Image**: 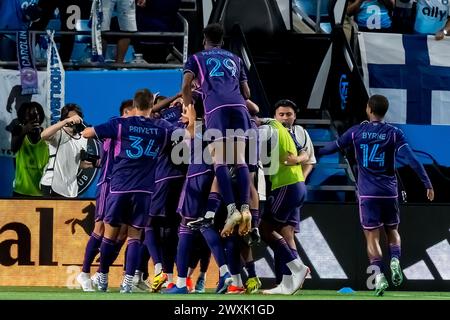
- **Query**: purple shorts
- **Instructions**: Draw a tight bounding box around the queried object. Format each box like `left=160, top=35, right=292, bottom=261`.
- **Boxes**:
left=263, top=182, right=306, bottom=227
left=150, top=177, right=185, bottom=218
left=177, top=172, right=215, bottom=219
left=205, top=106, right=251, bottom=140
left=95, top=181, right=110, bottom=222
left=359, top=197, right=400, bottom=230
left=104, top=192, right=152, bottom=228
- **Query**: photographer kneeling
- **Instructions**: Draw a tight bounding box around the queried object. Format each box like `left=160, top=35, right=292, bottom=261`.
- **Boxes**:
left=40, top=103, right=92, bottom=198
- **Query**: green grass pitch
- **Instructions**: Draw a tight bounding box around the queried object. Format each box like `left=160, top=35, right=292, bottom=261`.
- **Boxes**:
left=0, top=287, right=449, bottom=300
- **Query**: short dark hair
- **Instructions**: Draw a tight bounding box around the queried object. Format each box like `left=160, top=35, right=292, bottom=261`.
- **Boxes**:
left=368, top=95, right=389, bottom=117
left=274, top=99, right=299, bottom=115
left=119, top=99, right=134, bottom=116
left=17, top=101, right=45, bottom=125
left=203, top=23, right=224, bottom=45
left=133, top=89, right=153, bottom=111
left=154, top=95, right=167, bottom=104
left=60, top=103, right=83, bottom=120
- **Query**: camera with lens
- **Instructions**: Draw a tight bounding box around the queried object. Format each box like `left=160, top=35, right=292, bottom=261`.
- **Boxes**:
left=80, top=149, right=100, bottom=166
left=69, top=121, right=87, bottom=135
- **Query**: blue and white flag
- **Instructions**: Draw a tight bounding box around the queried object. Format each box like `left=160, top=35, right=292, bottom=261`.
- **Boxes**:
left=359, top=32, right=450, bottom=125
left=16, top=31, right=39, bottom=95
left=46, top=30, right=65, bottom=125
left=89, top=0, right=104, bottom=62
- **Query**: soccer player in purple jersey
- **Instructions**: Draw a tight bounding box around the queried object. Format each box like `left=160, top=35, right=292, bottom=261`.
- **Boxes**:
left=166, top=118, right=234, bottom=294
left=76, top=99, right=136, bottom=292
left=181, top=23, right=253, bottom=238
left=319, top=95, right=434, bottom=296
left=146, top=99, right=187, bottom=292
left=82, top=89, right=195, bottom=293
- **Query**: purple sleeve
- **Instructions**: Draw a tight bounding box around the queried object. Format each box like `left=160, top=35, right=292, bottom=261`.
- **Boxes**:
left=318, top=141, right=340, bottom=156
left=336, top=126, right=357, bottom=150
left=239, top=58, right=247, bottom=83
left=184, top=54, right=199, bottom=77
left=394, top=128, right=408, bottom=151
left=397, top=143, right=433, bottom=189
left=318, top=125, right=357, bottom=156
left=94, top=118, right=119, bottom=140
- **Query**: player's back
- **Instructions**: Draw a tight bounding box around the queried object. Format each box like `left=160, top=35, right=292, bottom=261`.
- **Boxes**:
left=106, top=116, right=175, bottom=192
left=154, top=107, right=187, bottom=181
left=190, top=48, right=246, bottom=113
left=351, top=121, right=402, bottom=196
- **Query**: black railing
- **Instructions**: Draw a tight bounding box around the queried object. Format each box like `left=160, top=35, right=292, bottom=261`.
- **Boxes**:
left=0, top=13, right=189, bottom=70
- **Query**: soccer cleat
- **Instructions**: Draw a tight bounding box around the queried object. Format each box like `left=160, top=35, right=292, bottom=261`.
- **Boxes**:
left=215, top=272, right=233, bottom=294
left=132, top=273, right=151, bottom=292
left=187, top=216, right=214, bottom=230
left=97, top=273, right=108, bottom=292
left=151, top=271, right=168, bottom=293
left=245, top=276, right=262, bottom=294
left=226, top=285, right=246, bottom=294
left=187, top=277, right=194, bottom=292
left=166, top=282, right=175, bottom=290
left=262, top=283, right=285, bottom=295
left=390, top=258, right=403, bottom=286
left=119, top=284, right=133, bottom=294
left=76, top=272, right=95, bottom=292
left=220, top=207, right=242, bottom=237
left=91, top=272, right=100, bottom=287
left=194, top=277, right=206, bottom=293
left=375, top=273, right=389, bottom=296
left=164, top=285, right=189, bottom=294
left=238, top=204, right=252, bottom=236
left=244, top=228, right=261, bottom=247
left=291, top=265, right=310, bottom=294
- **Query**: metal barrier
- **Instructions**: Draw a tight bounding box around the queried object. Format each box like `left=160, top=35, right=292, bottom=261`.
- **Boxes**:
left=0, top=13, right=189, bottom=70
left=292, top=0, right=326, bottom=33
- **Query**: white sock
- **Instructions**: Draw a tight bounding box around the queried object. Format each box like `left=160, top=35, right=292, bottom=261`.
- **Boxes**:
left=154, top=263, right=162, bottom=275
left=122, top=274, right=134, bottom=287
left=176, top=277, right=187, bottom=288
left=167, top=273, right=173, bottom=283
left=134, top=270, right=142, bottom=277
left=286, top=259, right=303, bottom=273
left=231, top=274, right=243, bottom=287
left=219, top=265, right=229, bottom=277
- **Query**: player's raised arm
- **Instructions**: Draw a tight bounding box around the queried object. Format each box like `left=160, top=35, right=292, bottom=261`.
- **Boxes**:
left=152, top=93, right=182, bottom=113
left=181, top=72, right=194, bottom=110
left=181, top=103, right=197, bottom=138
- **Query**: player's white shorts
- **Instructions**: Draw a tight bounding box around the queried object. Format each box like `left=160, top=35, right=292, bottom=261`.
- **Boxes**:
left=101, top=0, right=137, bottom=32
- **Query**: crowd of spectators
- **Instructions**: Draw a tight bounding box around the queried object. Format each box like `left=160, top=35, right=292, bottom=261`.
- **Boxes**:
left=346, top=0, right=450, bottom=39
left=0, top=0, right=183, bottom=64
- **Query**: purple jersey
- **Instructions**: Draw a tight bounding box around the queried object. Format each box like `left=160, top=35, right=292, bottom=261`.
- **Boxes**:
left=97, top=138, right=115, bottom=185
left=337, top=121, right=425, bottom=197
left=184, top=48, right=247, bottom=114
left=186, top=125, right=213, bottom=177
left=160, top=104, right=182, bottom=124
left=154, top=121, right=187, bottom=181
left=94, top=116, right=177, bottom=193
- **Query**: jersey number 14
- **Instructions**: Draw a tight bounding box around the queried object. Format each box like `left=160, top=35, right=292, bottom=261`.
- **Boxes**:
left=360, top=143, right=385, bottom=168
